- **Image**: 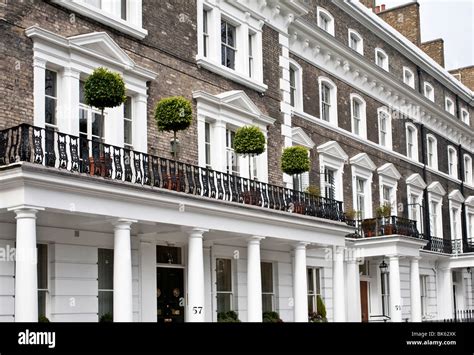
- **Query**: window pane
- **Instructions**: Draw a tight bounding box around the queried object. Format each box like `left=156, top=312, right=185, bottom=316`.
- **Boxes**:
left=226, top=23, right=235, bottom=47
left=45, top=97, right=56, bottom=125
left=315, top=268, right=321, bottom=295
left=216, top=258, right=232, bottom=292
left=124, top=97, right=132, bottom=119
left=124, top=119, right=132, bottom=145
left=262, top=294, right=273, bottom=313
left=79, top=81, right=86, bottom=104
left=156, top=246, right=182, bottom=264
left=98, top=249, right=113, bottom=290
left=92, top=113, right=104, bottom=139
left=38, top=290, right=47, bottom=317
left=226, top=47, right=235, bottom=69
left=37, top=244, right=48, bottom=290
left=79, top=109, right=88, bottom=135
left=216, top=293, right=232, bottom=313
left=120, top=0, right=127, bottom=20
left=307, top=268, right=314, bottom=293
left=261, top=262, right=273, bottom=293
left=45, top=70, right=57, bottom=97
left=98, top=291, right=113, bottom=319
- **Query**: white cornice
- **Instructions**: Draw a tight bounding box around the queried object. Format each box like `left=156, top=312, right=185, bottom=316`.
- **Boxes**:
left=406, top=173, right=427, bottom=190
left=349, top=153, right=376, bottom=171
left=288, top=18, right=473, bottom=152
left=377, top=163, right=401, bottom=180
left=335, top=0, right=473, bottom=103
left=316, top=141, right=348, bottom=162
left=427, top=181, right=446, bottom=196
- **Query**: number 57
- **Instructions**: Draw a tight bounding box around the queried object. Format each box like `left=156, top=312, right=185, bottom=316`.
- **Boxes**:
left=193, top=306, right=203, bottom=314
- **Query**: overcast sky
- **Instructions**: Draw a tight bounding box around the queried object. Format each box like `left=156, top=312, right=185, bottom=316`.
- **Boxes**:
left=375, top=0, right=474, bottom=70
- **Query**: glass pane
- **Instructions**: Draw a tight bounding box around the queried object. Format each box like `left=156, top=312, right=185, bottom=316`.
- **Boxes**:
left=221, top=21, right=226, bottom=43
left=121, top=0, right=127, bottom=20
left=37, top=244, right=48, bottom=290
left=216, top=293, right=231, bottom=313
left=38, top=290, right=47, bottom=317
left=45, top=97, right=56, bottom=125
left=262, top=294, right=273, bottom=313
left=124, top=119, right=132, bottom=145
left=226, top=23, right=235, bottom=47
left=79, top=109, right=88, bottom=135
left=261, top=262, right=273, bottom=293
left=92, top=113, right=103, bottom=139
left=156, top=246, right=182, bottom=264
left=79, top=81, right=86, bottom=104
left=124, top=97, right=132, bottom=119
left=226, top=47, right=235, bottom=69
left=315, top=268, right=321, bottom=294
left=45, top=70, right=57, bottom=97
left=98, top=291, right=113, bottom=319
left=307, top=268, right=314, bottom=293
left=216, top=258, right=232, bottom=292
left=98, top=249, right=113, bottom=290
left=308, top=295, right=315, bottom=313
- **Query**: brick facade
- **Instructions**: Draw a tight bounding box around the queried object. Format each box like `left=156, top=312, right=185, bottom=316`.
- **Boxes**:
left=420, top=39, right=445, bottom=68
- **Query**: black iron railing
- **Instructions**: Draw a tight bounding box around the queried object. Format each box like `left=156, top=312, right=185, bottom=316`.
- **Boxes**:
left=0, top=124, right=345, bottom=222
left=423, top=237, right=474, bottom=254
left=346, top=216, right=422, bottom=239
left=423, top=309, right=474, bottom=323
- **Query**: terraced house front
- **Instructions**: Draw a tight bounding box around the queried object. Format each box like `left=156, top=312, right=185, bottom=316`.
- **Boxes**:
left=0, top=0, right=473, bottom=323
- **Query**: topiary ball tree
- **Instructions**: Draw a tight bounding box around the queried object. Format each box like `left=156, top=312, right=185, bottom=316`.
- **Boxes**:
left=281, top=145, right=310, bottom=177
left=84, top=67, right=126, bottom=124
left=154, top=96, right=193, bottom=161
left=234, top=126, right=266, bottom=179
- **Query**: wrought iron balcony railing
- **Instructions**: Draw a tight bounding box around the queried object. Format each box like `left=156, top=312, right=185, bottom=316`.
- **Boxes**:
left=0, top=124, right=345, bottom=222
left=345, top=216, right=423, bottom=239
left=423, top=237, right=474, bottom=254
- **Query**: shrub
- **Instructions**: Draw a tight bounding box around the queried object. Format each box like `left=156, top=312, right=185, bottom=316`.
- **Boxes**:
left=234, top=126, right=266, bottom=156
left=38, top=315, right=50, bottom=323
left=281, top=146, right=310, bottom=176
left=84, top=67, right=126, bottom=113
left=263, top=311, right=283, bottom=323
left=376, top=202, right=392, bottom=218
left=217, top=310, right=241, bottom=322
left=99, top=313, right=113, bottom=322
left=305, top=185, right=321, bottom=197
left=309, top=296, right=328, bottom=322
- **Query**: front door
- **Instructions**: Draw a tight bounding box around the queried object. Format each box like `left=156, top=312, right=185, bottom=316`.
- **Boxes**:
left=360, top=281, right=369, bottom=322
left=157, top=267, right=185, bottom=323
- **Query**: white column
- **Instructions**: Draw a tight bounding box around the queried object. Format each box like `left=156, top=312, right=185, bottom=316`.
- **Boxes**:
left=410, top=257, right=422, bottom=322
left=212, top=120, right=227, bottom=172
left=139, top=240, right=156, bottom=322
left=437, top=267, right=454, bottom=319
left=133, top=94, right=148, bottom=153
left=388, top=255, right=402, bottom=322
left=9, top=205, right=44, bottom=322
left=346, top=259, right=361, bottom=322
left=59, top=67, right=80, bottom=136
left=33, top=57, right=47, bottom=128
left=113, top=219, right=135, bottom=322
left=247, top=236, right=264, bottom=322
left=187, top=228, right=207, bottom=322
left=293, top=242, right=308, bottom=322
left=333, top=246, right=346, bottom=322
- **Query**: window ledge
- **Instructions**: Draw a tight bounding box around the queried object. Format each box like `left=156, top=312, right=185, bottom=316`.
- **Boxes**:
left=196, top=56, right=267, bottom=93
left=52, top=1, right=148, bottom=40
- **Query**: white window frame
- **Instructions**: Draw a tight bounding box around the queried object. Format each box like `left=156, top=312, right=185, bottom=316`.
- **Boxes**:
left=350, top=93, right=367, bottom=139
left=426, top=134, right=438, bottom=170
left=445, top=97, right=455, bottom=115
left=123, top=96, right=134, bottom=149
left=406, top=174, right=427, bottom=234
left=461, top=108, right=470, bottom=125
left=215, top=257, right=234, bottom=314
left=405, top=122, right=418, bottom=161
left=448, top=190, right=464, bottom=253
left=318, top=77, right=338, bottom=126
left=375, top=48, right=389, bottom=71
left=377, top=163, right=401, bottom=217
left=317, top=7, right=335, bottom=36
left=350, top=153, right=376, bottom=219
left=196, top=0, right=266, bottom=92
left=466, top=197, right=474, bottom=241
left=423, top=82, right=435, bottom=102
left=37, top=243, right=50, bottom=320
left=307, top=267, right=322, bottom=315
left=403, top=67, right=415, bottom=89
left=52, top=0, right=147, bottom=39
left=288, top=59, right=304, bottom=111
left=317, top=141, right=348, bottom=203
left=27, top=27, right=155, bottom=153
left=194, top=90, right=274, bottom=182
left=427, top=182, right=446, bottom=239
left=420, top=275, right=429, bottom=316
left=463, top=154, right=473, bottom=185
left=447, top=145, right=458, bottom=179
left=261, top=261, right=275, bottom=313
left=377, top=107, right=392, bottom=149
left=291, top=127, right=315, bottom=191
left=348, top=29, right=363, bottom=55
left=98, top=248, right=114, bottom=320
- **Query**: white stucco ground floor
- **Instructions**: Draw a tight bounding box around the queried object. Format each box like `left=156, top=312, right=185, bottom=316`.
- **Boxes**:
left=0, top=164, right=473, bottom=323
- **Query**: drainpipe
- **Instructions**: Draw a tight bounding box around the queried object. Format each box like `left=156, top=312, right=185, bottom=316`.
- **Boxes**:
left=455, top=95, right=461, bottom=120
left=458, top=143, right=468, bottom=253
left=420, top=124, right=431, bottom=242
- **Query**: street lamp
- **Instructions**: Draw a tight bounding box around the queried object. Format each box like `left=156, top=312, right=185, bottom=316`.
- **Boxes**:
left=379, top=259, right=388, bottom=273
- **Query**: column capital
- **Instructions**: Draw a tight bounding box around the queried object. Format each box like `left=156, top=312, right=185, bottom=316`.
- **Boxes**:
left=8, top=205, right=44, bottom=218
left=182, top=227, right=208, bottom=238
left=387, top=254, right=400, bottom=261
left=112, top=218, right=137, bottom=230
left=410, top=256, right=422, bottom=262
left=293, top=242, right=309, bottom=250
left=247, top=236, right=265, bottom=245
left=32, top=57, right=47, bottom=69
left=63, top=67, right=81, bottom=79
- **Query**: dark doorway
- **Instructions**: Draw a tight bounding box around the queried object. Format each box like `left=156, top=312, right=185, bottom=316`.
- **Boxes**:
left=157, top=267, right=185, bottom=323
left=360, top=281, right=369, bottom=322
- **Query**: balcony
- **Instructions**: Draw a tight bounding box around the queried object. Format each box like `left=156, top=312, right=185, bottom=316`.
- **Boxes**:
left=423, top=237, right=474, bottom=254
left=346, top=216, right=423, bottom=240
left=0, top=124, right=345, bottom=223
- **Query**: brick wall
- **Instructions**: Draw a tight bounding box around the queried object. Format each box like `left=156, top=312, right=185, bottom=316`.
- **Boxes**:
left=449, top=66, right=474, bottom=91
left=420, top=39, right=445, bottom=68
left=377, top=2, right=421, bottom=47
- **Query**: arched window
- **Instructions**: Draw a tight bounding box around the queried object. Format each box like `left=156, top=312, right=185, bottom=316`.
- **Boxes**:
left=378, top=108, right=392, bottom=149
left=375, top=48, right=389, bottom=71
left=461, top=108, right=470, bottom=125
left=348, top=29, right=363, bottom=55
left=447, top=146, right=458, bottom=178
left=288, top=59, right=303, bottom=111
left=403, top=67, right=415, bottom=89
left=318, top=77, right=338, bottom=126
left=350, top=93, right=366, bottom=138
left=426, top=134, right=438, bottom=170
left=464, top=154, right=473, bottom=185
left=405, top=122, right=418, bottom=161
left=445, top=97, right=455, bottom=115
left=423, top=82, right=434, bottom=102
left=317, top=7, right=335, bottom=36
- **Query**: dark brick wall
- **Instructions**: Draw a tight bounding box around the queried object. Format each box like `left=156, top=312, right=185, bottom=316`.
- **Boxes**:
left=377, top=3, right=421, bottom=47
left=420, top=39, right=445, bottom=68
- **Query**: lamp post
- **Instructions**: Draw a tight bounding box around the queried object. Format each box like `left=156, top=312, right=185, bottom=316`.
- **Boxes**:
left=379, top=259, right=389, bottom=321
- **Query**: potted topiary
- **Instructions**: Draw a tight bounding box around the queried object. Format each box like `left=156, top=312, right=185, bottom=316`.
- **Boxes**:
left=99, top=313, right=113, bottom=322
left=376, top=203, right=392, bottom=235
left=304, top=185, right=321, bottom=197
left=309, top=295, right=328, bottom=322
left=154, top=96, right=193, bottom=161
left=234, top=126, right=266, bottom=205
left=154, top=96, right=193, bottom=190
left=281, top=146, right=310, bottom=214
left=84, top=67, right=126, bottom=176
left=217, top=310, right=241, bottom=322
left=345, top=208, right=357, bottom=227
left=262, top=311, right=283, bottom=323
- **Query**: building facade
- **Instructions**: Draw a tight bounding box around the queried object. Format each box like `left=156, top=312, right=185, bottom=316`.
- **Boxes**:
left=0, top=0, right=473, bottom=323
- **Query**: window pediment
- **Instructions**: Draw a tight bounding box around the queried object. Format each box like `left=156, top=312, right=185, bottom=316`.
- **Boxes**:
left=406, top=173, right=427, bottom=190
left=292, top=127, right=315, bottom=149
left=448, top=190, right=465, bottom=203
left=377, top=163, right=401, bottom=180
left=427, top=181, right=446, bottom=196
left=349, top=153, right=376, bottom=171
left=317, top=141, right=348, bottom=162
left=466, top=196, right=474, bottom=207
